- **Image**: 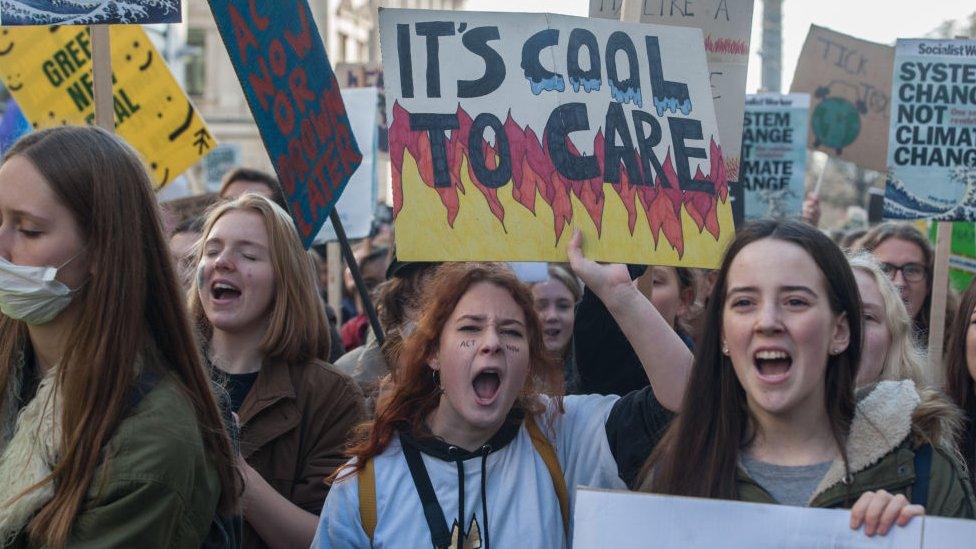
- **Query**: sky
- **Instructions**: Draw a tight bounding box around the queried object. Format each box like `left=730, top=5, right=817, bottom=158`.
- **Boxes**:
left=462, top=0, right=976, bottom=93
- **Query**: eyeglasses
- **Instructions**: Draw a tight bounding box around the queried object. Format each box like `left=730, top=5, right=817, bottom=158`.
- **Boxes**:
left=879, top=262, right=926, bottom=283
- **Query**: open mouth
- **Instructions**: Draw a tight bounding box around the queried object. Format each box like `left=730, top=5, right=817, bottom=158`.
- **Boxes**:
left=211, top=281, right=242, bottom=303
left=543, top=327, right=561, bottom=339
left=753, top=349, right=792, bottom=383
left=472, top=368, right=502, bottom=405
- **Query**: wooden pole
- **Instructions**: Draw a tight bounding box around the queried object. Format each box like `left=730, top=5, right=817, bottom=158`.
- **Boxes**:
left=928, top=221, right=952, bottom=372
left=330, top=210, right=384, bottom=345
left=928, top=35, right=972, bottom=374
left=812, top=157, right=827, bottom=198
left=620, top=0, right=643, bottom=23
left=91, top=25, right=114, bottom=133
left=326, top=241, right=343, bottom=324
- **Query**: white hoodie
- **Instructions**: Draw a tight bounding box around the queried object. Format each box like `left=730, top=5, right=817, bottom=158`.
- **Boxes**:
left=313, top=393, right=626, bottom=548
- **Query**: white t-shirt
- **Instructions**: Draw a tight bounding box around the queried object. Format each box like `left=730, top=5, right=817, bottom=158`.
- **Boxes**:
left=312, top=393, right=624, bottom=548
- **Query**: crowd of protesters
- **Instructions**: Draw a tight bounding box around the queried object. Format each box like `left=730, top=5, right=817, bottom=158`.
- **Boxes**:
left=0, top=127, right=974, bottom=547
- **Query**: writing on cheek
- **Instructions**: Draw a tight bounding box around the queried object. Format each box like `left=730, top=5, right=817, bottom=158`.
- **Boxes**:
left=505, top=344, right=520, bottom=354
left=459, top=340, right=476, bottom=349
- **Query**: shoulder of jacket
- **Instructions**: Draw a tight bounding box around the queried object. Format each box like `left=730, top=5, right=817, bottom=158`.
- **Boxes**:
left=100, top=377, right=215, bottom=491
left=910, top=386, right=965, bottom=453
left=288, top=359, right=365, bottom=417
left=291, top=359, right=361, bottom=393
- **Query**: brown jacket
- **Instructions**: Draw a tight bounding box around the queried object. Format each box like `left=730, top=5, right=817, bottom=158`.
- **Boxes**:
left=238, top=359, right=365, bottom=549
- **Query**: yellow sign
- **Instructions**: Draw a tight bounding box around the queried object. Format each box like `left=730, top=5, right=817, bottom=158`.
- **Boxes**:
left=381, top=11, right=734, bottom=266
left=0, top=25, right=214, bottom=187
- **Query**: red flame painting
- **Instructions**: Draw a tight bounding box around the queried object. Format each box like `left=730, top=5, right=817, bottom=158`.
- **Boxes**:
left=704, top=34, right=749, bottom=56
left=390, top=101, right=728, bottom=257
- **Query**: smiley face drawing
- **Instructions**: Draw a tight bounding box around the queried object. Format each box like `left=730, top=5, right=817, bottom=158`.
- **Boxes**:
left=149, top=160, right=171, bottom=187
left=5, top=72, right=23, bottom=92
left=123, top=39, right=154, bottom=72
left=107, top=25, right=216, bottom=189
left=0, top=30, right=14, bottom=56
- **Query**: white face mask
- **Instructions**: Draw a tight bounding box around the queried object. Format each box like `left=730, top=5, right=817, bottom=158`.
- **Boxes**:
left=0, top=249, right=85, bottom=325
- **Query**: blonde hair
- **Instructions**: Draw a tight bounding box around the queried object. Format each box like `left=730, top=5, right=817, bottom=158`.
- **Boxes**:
left=847, top=252, right=927, bottom=386
left=533, top=264, right=582, bottom=303
left=188, top=193, right=330, bottom=364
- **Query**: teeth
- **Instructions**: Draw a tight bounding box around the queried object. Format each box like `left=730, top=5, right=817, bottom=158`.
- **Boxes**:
left=755, top=350, right=789, bottom=360
left=214, top=283, right=236, bottom=291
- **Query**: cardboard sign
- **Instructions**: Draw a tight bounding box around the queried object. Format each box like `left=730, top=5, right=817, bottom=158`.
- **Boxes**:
left=928, top=221, right=976, bottom=293
left=335, top=62, right=384, bottom=89
left=0, top=25, right=214, bottom=188
left=208, top=0, right=363, bottom=247
left=590, top=0, right=754, bottom=181
left=202, top=142, right=240, bottom=193
left=335, top=62, right=389, bottom=152
left=380, top=9, right=733, bottom=266
left=0, top=98, right=30, bottom=154
left=790, top=25, right=894, bottom=172
left=574, top=488, right=950, bottom=549
left=884, top=39, right=976, bottom=221
left=315, top=87, right=379, bottom=243
left=740, top=93, right=808, bottom=220
left=0, top=0, right=181, bottom=25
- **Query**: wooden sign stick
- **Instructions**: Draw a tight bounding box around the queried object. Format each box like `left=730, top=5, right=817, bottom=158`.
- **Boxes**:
left=927, top=35, right=971, bottom=374
left=928, top=221, right=952, bottom=372
left=620, top=0, right=642, bottom=23
left=91, top=25, right=114, bottom=133
left=326, top=241, right=343, bottom=324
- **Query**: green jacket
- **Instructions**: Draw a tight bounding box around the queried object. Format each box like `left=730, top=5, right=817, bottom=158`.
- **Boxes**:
left=10, top=375, right=222, bottom=548
left=737, top=380, right=976, bottom=518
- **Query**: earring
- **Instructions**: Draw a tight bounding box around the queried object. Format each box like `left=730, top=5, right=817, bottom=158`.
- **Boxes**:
left=831, top=348, right=841, bottom=355
left=430, top=369, right=441, bottom=389
left=721, top=342, right=729, bottom=355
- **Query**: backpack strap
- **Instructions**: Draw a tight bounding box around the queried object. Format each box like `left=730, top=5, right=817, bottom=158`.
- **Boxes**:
left=358, top=459, right=378, bottom=541
left=358, top=422, right=571, bottom=542
left=526, top=417, right=569, bottom=535
left=910, top=444, right=932, bottom=507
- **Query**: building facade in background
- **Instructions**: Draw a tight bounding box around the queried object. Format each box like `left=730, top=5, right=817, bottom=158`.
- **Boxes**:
left=177, top=0, right=464, bottom=197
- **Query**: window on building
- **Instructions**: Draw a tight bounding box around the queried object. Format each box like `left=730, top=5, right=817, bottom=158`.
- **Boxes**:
left=338, top=32, right=349, bottom=63
left=185, top=28, right=206, bottom=97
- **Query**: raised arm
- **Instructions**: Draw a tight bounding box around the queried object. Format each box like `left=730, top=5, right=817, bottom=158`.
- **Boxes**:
left=567, top=230, right=692, bottom=411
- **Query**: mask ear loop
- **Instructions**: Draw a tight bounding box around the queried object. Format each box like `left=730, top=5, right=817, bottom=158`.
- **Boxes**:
left=57, top=246, right=87, bottom=270
left=55, top=247, right=90, bottom=292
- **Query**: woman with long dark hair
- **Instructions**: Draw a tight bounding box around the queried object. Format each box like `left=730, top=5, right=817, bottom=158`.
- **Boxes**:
left=943, top=279, right=976, bottom=491
left=641, top=220, right=974, bottom=531
left=0, top=127, right=238, bottom=546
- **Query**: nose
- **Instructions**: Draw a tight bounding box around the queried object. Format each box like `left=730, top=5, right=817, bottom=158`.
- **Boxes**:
left=755, top=300, right=783, bottom=334
left=480, top=326, right=503, bottom=355
left=891, top=269, right=907, bottom=288
left=541, top=305, right=558, bottom=322
left=213, top=250, right=235, bottom=272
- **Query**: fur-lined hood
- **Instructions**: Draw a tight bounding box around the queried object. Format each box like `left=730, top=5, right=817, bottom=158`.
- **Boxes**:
left=808, top=379, right=963, bottom=502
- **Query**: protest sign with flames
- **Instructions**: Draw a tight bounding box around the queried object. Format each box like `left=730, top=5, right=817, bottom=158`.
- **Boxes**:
left=379, top=9, right=733, bottom=266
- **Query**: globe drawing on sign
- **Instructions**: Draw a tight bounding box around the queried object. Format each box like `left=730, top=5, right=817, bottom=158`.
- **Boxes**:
left=811, top=85, right=867, bottom=155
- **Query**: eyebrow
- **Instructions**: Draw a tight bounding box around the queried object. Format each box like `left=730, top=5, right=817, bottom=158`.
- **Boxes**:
left=457, top=314, right=525, bottom=327
left=204, top=236, right=268, bottom=250
left=727, top=285, right=818, bottom=297
left=9, top=208, right=47, bottom=223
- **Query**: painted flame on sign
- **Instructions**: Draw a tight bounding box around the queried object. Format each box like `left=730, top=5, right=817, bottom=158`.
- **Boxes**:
left=390, top=102, right=728, bottom=256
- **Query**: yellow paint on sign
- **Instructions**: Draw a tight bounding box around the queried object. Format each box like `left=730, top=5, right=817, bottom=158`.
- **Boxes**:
left=395, top=151, right=735, bottom=267
left=0, top=25, right=213, bottom=188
